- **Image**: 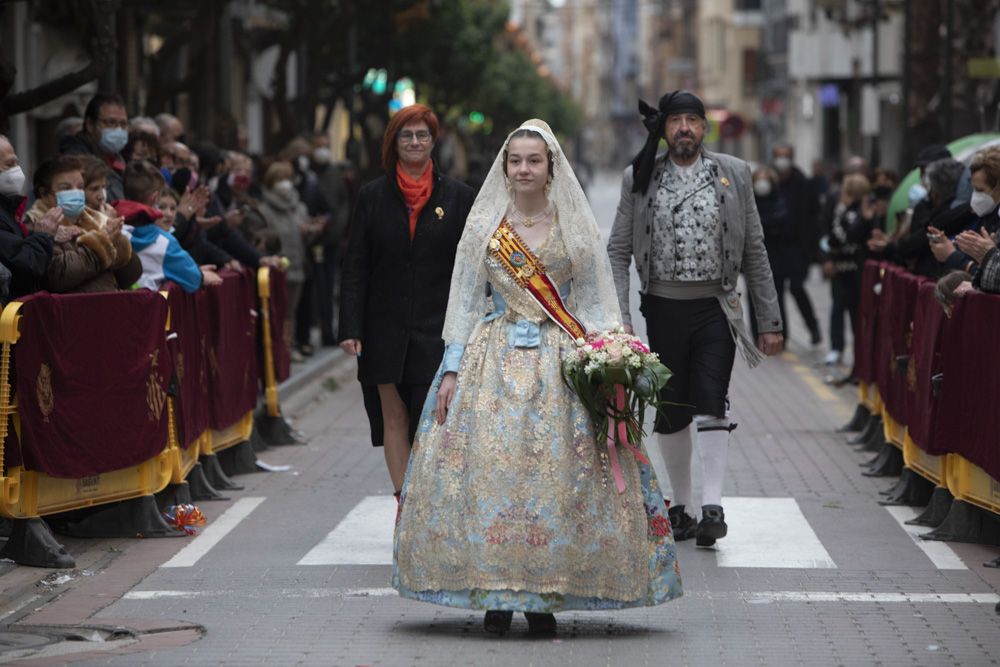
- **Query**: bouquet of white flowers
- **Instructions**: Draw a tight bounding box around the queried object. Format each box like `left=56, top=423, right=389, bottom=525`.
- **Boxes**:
left=562, top=327, right=672, bottom=492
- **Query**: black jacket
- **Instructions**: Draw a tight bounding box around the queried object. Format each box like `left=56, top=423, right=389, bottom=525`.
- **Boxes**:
left=823, top=200, right=872, bottom=274
left=172, top=212, right=233, bottom=267
left=777, top=167, right=821, bottom=259
left=756, top=191, right=794, bottom=276
left=205, top=192, right=262, bottom=267
left=0, top=193, right=54, bottom=298
left=59, top=134, right=125, bottom=202
left=338, top=169, right=475, bottom=385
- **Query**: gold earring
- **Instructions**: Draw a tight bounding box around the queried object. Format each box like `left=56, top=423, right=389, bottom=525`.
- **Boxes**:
left=506, top=180, right=513, bottom=194
left=544, top=179, right=552, bottom=195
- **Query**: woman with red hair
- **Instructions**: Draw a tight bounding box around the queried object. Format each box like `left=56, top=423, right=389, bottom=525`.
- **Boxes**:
left=339, top=105, right=475, bottom=504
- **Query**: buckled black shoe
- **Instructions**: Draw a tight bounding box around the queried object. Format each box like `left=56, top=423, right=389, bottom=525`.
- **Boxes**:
left=696, top=504, right=728, bottom=547
left=524, top=612, right=557, bottom=635
left=667, top=505, right=698, bottom=541
left=484, top=610, right=513, bottom=636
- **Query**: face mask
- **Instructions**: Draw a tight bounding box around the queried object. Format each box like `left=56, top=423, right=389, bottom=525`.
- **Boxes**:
left=296, top=155, right=310, bottom=173
left=228, top=172, right=252, bottom=191
left=99, top=127, right=128, bottom=154
left=274, top=179, right=294, bottom=194
left=970, top=190, right=997, bottom=217
left=56, top=189, right=86, bottom=218
left=753, top=180, right=773, bottom=197
left=773, top=157, right=792, bottom=173
left=207, top=175, right=219, bottom=192
left=0, top=165, right=25, bottom=197
left=312, top=148, right=332, bottom=165
left=908, top=183, right=927, bottom=207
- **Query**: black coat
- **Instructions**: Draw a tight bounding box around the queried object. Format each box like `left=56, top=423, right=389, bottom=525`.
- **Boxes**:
left=0, top=193, right=54, bottom=298
left=338, top=169, right=475, bottom=385
left=777, top=167, right=822, bottom=260
left=756, top=191, right=795, bottom=277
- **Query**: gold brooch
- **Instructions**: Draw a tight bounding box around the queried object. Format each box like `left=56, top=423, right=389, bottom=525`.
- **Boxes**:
left=434, top=206, right=444, bottom=219
left=720, top=177, right=731, bottom=187
left=489, top=238, right=500, bottom=250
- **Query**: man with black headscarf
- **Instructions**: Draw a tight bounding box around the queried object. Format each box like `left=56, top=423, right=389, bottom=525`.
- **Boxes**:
left=607, top=90, right=783, bottom=547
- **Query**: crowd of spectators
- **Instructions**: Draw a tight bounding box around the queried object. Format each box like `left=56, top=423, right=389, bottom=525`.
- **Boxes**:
left=749, top=140, right=1000, bottom=369
left=0, top=92, right=356, bottom=361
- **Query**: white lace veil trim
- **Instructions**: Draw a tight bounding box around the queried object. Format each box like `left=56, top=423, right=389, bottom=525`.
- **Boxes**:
left=441, top=119, right=622, bottom=346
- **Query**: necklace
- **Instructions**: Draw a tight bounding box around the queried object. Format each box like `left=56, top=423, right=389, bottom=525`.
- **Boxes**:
left=509, top=202, right=553, bottom=228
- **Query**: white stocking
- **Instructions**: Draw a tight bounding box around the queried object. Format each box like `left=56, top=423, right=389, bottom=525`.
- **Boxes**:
left=657, top=426, right=694, bottom=513
left=697, top=427, right=729, bottom=508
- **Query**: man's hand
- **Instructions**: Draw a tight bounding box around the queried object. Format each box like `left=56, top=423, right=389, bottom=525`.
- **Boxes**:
left=339, top=338, right=362, bottom=356
left=34, top=207, right=64, bottom=235
left=926, top=226, right=956, bottom=263
left=822, top=260, right=835, bottom=279
left=196, top=214, right=222, bottom=229
left=867, top=228, right=889, bottom=252
left=259, top=255, right=281, bottom=269
left=200, top=266, right=223, bottom=286
left=226, top=259, right=243, bottom=271
left=757, top=332, right=784, bottom=356
left=224, top=209, right=245, bottom=227
left=436, top=372, right=458, bottom=425
left=954, top=227, right=997, bottom=265
left=54, top=225, right=83, bottom=243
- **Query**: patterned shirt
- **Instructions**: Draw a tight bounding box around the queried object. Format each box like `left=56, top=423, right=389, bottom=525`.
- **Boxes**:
left=650, top=156, right=723, bottom=282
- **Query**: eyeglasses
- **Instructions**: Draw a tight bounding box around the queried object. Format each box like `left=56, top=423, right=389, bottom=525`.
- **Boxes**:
left=97, top=117, right=129, bottom=129
left=398, top=131, right=432, bottom=143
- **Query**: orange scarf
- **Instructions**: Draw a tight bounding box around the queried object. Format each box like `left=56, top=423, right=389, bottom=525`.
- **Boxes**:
left=396, top=161, right=434, bottom=240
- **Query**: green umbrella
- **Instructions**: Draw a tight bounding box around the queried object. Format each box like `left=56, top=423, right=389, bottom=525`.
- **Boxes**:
left=885, top=133, right=1000, bottom=233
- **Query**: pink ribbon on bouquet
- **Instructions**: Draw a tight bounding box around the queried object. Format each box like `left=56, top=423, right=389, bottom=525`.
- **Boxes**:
left=606, top=384, right=651, bottom=493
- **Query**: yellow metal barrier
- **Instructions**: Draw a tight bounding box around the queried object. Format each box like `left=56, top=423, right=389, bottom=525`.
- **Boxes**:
left=880, top=408, right=905, bottom=450
left=258, top=267, right=281, bottom=418
left=859, top=382, right=875, bottom=412
left=0, top=301, right=173, bottom=520
left=902, top=430, right=949, bottom=487
left=205, top=411, right=254, bottom=455
left=945, top=456, right=1000, bottom=516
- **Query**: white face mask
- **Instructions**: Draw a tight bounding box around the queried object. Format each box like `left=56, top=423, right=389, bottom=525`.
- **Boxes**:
left=0, top=165, right=26, bottom=197
left=312, top=148, right=332, bottom=165
left=970, top=190, right=997, bottom=217
left=274, top=179, right=294, bottom=195
left=773, top=156, right=792, bottom=173
left=753, top=179, right=773, bottom=197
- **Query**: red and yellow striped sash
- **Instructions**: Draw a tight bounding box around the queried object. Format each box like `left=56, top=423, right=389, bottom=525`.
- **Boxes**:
left=489, top=220, right=587, bottom=341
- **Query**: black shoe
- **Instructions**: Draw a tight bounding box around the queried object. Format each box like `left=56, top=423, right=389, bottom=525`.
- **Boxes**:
left=299, top=344, right=315, bottom=357
left=696, top=504, right=728, bottom=547
left=484, top=610, right=513, bottom=635
left=668, top=505, right=698, bottom=541
left=809, top=326, right=822, bottom=346
left=524, top=612, right=557, bottom=635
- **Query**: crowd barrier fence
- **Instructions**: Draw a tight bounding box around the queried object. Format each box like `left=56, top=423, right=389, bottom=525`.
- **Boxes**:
left=0, top=267, right=291, bottom=567
left=852, top=260, right=1000, bottom=546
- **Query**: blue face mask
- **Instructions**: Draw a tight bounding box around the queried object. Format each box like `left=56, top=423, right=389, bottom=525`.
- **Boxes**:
left=56, top=189, right=86, bottom=218
left=99, top=127, right=128, bottom=154
left=908, top=183, right=928, bottom=207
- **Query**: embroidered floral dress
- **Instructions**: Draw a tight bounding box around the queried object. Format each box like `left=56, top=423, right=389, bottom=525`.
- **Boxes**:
left=392, top=220, right=683, bottom=612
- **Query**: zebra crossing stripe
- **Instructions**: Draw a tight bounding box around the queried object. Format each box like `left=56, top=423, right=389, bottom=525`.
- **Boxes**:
left=714, top=497, right=837, bottom=569
left=162, top=497, right=266, bottom=568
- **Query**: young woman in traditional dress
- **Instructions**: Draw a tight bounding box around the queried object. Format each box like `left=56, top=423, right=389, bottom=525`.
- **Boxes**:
left=393, top=120, right=682, bottom=636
